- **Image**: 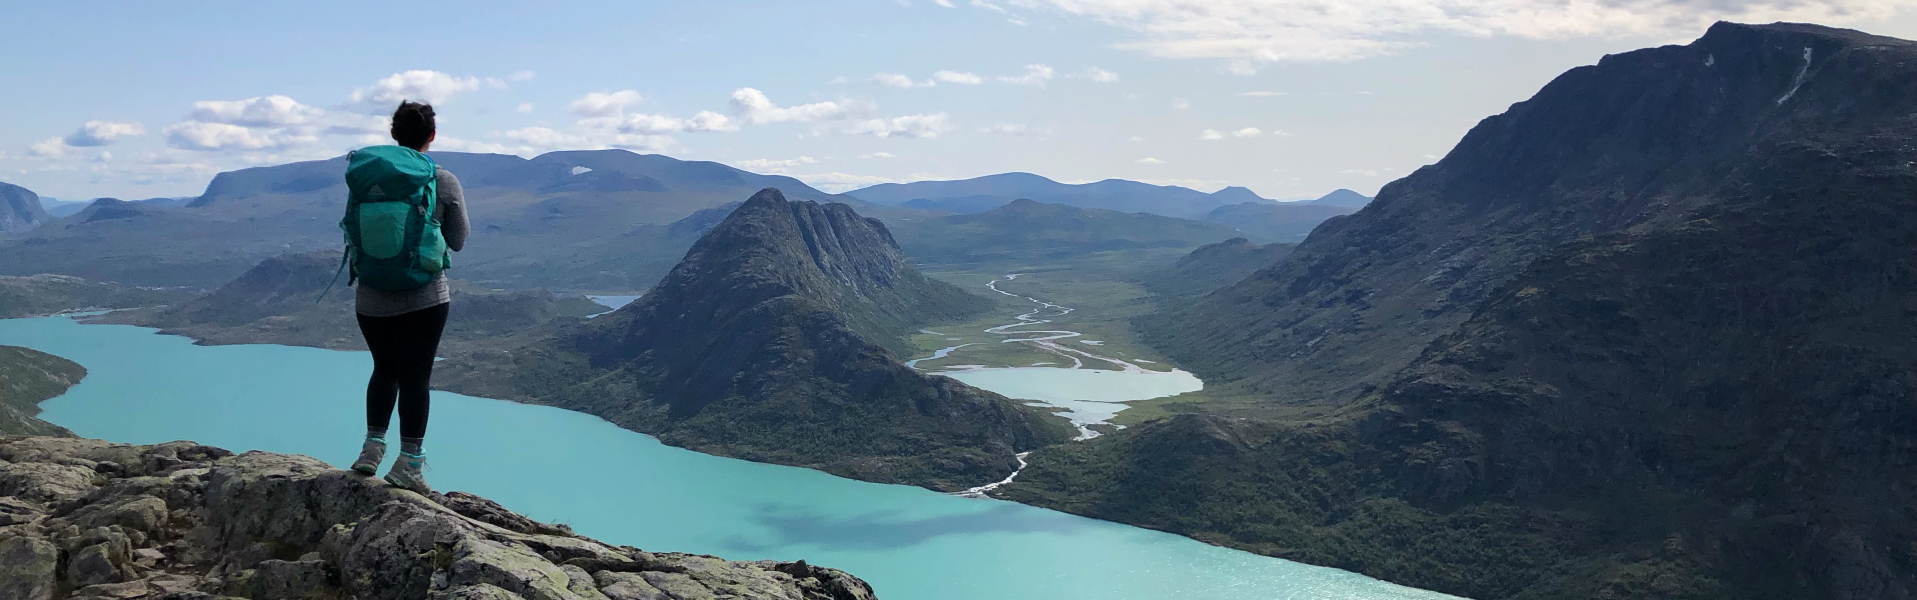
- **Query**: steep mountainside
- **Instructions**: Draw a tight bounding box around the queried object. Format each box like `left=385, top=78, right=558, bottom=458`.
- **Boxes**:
left=0, top=436, right=875, bottom=600
left=1139, top=238, right=1295, bottom=298
left=0, top=274, right=191, bottom=319
left=1, top=181, right=54, bottom=234
left=1010, top=22, right=1917, bottom=600
left=0, top=150, right=854, bottom=290
left=851, top=172, right=1261, bottom=218
left=1201, top=201, right=1356, bottom=243
left=0, top=346, right=82, bottom=436
left=92, top=251, right=603, bottom=350
left=439, top=188, right=1074, bottom=491
left=888, top=199, right=1240, bottom=264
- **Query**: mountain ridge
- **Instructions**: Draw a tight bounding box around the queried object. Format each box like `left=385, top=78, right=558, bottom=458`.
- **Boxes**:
left=851, top=172, right=1264, bottom=218
left=439, top=188, right=1076, bottom=491
left=1, top=181, right=54, bottom=234
left=1007, top=20, right=1917, bottom=600
left=888, top=198, right=1242, bottom=264
left=0, top=149, right=861, bottom=291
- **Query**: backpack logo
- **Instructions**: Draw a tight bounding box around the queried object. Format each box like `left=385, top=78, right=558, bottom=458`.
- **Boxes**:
left=367, top=184, right=386, bottom=198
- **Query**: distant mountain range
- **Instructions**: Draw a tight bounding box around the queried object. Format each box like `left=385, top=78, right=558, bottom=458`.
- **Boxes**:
left=1305, top=188, right=1371, bottom=207
left=851, top=173, right=1274, bottom=219
left=91, top=251, right=605, bottom=351
left=440, top=188, right=1075, bottom=491
left=37, top=196, right=188, bottom=218
left=887, top=198, right=1242, bottom=264
left=0, top=150, right=855, bottom=291
left=1001, top=21, right=1917, bottom=600
left=1200, top=200, right=1356, bottom=243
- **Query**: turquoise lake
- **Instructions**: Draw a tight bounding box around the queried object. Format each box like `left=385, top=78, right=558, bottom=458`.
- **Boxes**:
left=0, top=315, right=1457, bottom=600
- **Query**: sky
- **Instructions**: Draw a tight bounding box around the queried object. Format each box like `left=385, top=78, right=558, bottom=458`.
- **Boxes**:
left=6, top=1, right=1917, bottom=201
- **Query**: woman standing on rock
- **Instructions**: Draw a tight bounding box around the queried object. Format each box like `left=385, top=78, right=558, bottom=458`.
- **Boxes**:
left=341, top=100, right=469, bottom=494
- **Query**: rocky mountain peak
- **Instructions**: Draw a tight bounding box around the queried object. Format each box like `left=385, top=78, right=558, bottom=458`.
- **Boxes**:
left=438, top=188, right=1069, bottom=491
left=1, top=181, right=53, bottom=234
left=630, top=187, right=981, bottom=353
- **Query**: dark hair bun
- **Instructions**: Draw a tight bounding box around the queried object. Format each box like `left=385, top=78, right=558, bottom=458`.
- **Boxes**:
left=391, top=101, right=436, bottom=150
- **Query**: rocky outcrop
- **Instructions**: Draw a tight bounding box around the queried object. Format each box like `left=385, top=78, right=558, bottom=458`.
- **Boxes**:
left=1, top=182, right=53, bottom=235
left=0, top=435, right=876, bottom=600
left=440, top=189, right=1074, bottom=492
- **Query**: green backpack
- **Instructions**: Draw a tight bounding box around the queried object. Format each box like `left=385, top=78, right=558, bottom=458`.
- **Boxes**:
left=339, top=146, right=448, bottom=292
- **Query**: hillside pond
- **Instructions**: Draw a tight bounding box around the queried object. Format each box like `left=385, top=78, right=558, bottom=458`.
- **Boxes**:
left=0, top=315, right=1455, bottom=600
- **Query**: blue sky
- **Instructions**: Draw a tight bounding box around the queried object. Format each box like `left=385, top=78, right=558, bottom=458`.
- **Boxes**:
left=6, top=1, right=1915, bottom=201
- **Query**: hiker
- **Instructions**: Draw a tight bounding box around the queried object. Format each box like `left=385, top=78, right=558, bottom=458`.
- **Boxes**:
left=343, top=101, right=468, bottom=494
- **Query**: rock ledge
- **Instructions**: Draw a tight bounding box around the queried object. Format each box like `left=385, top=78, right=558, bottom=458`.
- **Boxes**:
left=0, top=436, right=877, bottom=600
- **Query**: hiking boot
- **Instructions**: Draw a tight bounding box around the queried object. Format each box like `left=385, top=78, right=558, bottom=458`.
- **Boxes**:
left=351, top=437, right=386, bottom=475
left=384, top=451, right=432, bottom=495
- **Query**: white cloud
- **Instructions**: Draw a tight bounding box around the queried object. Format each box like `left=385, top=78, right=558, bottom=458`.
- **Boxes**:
left=429, top=135, right=514, bottom=154
left=829, top=76, right=849, bottom=84
left=164, top=121, right=314, bottom=151
left=998, top=64, right=1056, bottom=86
left=496, top=126, right=677, bottom=154
left=517, top=103, right=534, bottom=113
left=972, top=0, right=1008, bottom=13
left=733, top=156, right=819, bottom=174
left=1171, top=98, right=1190, bottom=110
left=27, top=137, right=69, bottom=158
left=730, top=88, right=860, bottom=124
left=568, top=91, right=736, bottom=134
left=1239, top=91, right=1288, bottom=97
left=572, top=91, right=645, bottom=117
left=61, top=121, right=147, bottom=147
left=935, top=0, right=956, bottom=6
left=1136, top=157, right=1164, bottom=164
left=1082, top=67, right=1119, bottom=82
left=1340, top=168, right=1384, bottom=177
left=981, top=123, right=1052, bottom=137
left=508, top=70, right=536, bottom=82
left=1007, top=17, right=1029, bottom=26
left=1013, top=0, right=1915, bottom=67
left=862, top=152, right=897, bottom=159
left=872, top=72, right=936, bottom=88
left=1232, top=127, right=1262, bottom=138
left=933, top=70, right=984, bottom=85
left=1199, top=129, right=1224, bottom=140
left=846, top=113, right=952, bottom=138
left=595, top=111, right=738, bottom=134
left=188, top=96, right=326, bottom=127
left=1128, top=135, right=1144, bottom=142
left=349, top=70, right=497, bottom=107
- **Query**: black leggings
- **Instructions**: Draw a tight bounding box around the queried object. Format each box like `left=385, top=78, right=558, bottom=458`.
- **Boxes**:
left=357, top=303, right=449, bottom=440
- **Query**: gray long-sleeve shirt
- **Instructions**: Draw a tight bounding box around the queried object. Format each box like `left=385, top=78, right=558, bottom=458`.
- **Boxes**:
left=355, top=167, right=469, bottom=317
